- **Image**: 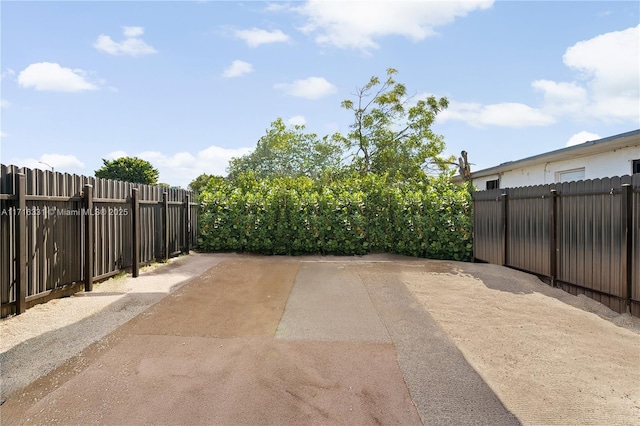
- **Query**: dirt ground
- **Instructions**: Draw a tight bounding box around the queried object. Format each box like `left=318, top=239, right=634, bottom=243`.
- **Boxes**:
left=403, top=261, right=640, bottom=425
left=1, top=253, right=639, bottom=425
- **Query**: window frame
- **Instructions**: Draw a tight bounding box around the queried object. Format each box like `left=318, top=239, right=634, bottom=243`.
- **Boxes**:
left=485, top=179, right=500, bottom=190
left=555, top=168, right=585, bottom=183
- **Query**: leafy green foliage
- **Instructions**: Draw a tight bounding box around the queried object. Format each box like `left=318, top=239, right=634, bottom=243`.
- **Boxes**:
left=195, top=68, right=471, bottom=260
left=188, top=173, right=225, bottom=195
left=94, top=157, right=159, bottom=185
left=198, top=174, right=473, bottom=261
left=339, top=68, right=450, bottom=180
left=227, top=118, right=342, bottom=181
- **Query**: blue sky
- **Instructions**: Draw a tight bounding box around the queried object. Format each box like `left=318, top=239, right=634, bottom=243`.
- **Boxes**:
left=1, top=1, right=638, bottom=187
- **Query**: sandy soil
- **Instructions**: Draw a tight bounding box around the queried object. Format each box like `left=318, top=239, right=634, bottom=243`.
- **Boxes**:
left=404, top=261, right=640, bottom=426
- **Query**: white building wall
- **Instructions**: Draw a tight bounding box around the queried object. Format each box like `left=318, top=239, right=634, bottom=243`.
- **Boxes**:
left=472, top=174, right=501, bottom=190
left=472, top=145, right=640, bottom=189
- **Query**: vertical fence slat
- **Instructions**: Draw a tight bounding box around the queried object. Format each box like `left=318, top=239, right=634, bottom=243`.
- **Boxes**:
left=163, top=192, right=169, bottom=261
left=623, top=184, right=633, bottom=313
left=632, top=175, right=640, bottom=317
left=502, top=190, right=509, bottom=267
left=16, top=173, right=27, bottom=314
left=84, top=184, right=94, bottom=292
left=183, top=193, right=190, bottom=254
left=132, top=188, right=140, bottom=277
left=550, top=188, right=558, bottom=287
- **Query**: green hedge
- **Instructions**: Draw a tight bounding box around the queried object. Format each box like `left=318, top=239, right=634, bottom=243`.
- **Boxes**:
left=198, top=174, right=473, bottom=261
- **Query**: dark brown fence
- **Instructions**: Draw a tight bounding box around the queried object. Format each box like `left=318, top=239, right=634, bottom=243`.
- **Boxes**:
left=473, top=174, right=639, bottom=317
left=0, top=164, right=199, bottom=318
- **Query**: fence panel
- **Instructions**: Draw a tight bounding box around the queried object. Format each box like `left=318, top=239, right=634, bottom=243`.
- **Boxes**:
left=472, top=188, right=504, bottom=265
left=557, top=177, right=628, bottom=313
left=632, top=174, right=640, bottom=317
left=0, top=164, right=197, bottom=317
left=93, top=179, right=134, bottom=281
left=506, top=185, right=553, bottom=277
left=167, top=190, right=183, bottom=258
left=1, top=165, right=17, bottom=317
left=473, top=174, right=637, bottom=317
left=139, top=203, right=158, bottom=265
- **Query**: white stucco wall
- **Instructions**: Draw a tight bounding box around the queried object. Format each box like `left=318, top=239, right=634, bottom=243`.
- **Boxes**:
left=472, top=145, right=640, bottom=189
left=472, top=174, right=501, bottom=190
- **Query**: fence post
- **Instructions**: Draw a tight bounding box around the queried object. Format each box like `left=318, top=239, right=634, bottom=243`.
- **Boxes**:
left=622, top=184, right=633, bottom=313
left=501, top=189, right=509, bottom=266
left=472, top=192, right=477, bottom=263
left=163, top=192, right=169, bottom=261
left=131, top=188, right=140, bottom=277
left=550, top=188, right=558, bottom=287
left=183, top=193, right=190, bottom=254
left=84, top=184, right=94, bottom=292
left=15, top=173, right=27, bottom=314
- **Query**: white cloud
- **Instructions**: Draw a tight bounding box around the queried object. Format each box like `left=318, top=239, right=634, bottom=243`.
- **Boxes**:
left=18, top=62, right=98, bottom=92
left=7, top=154, right=86, bottom=172
left=287, top=115, right=307, bottom=126
left=222, top=60, right=254, bottom=78
left=123, top=26, right=144, bottom=38
left=437, top=25, right=639, bottom=128
left=535, top=25, right=639, bottom=123
left=193, top=145, right=253, bottom=173
left=234, top=28, right=290, bottom=47
left=265, top=3, right=287, bottom=12
left=1, top=68, right=15, bottom=79
left=1, top=98, right=11, bottom=108
left=94, top=26, right=157, bottom=56
left=40, top=154, right=85, bottom=169
left=532, top=80, right=588, bottom=116
left=0, top=131, right=7, bottom=138
left=438, top=101, right=555, bottom=127
left=564, top=25, right=639, bottom=122
left=566, top=131, right=601, bottom=147
left=103, top=146, right=253, bottom=187
left=274, top=76, right=337, bottom=100
left=295, top=0, right=493, bottom=50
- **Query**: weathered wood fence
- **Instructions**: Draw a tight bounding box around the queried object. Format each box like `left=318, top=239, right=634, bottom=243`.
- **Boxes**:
left=0, top=164, right=198, bottom=318
left=473, top=174, right=639, bottom=317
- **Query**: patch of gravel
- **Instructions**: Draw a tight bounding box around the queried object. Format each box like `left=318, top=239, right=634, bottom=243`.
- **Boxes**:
left=0, top=252, right=224, bottom=400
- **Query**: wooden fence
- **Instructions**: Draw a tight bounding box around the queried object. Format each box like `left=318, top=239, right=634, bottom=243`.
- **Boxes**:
left=0, top=164, right=199, bottom=318
left=473, top=174, right=639, bottom=317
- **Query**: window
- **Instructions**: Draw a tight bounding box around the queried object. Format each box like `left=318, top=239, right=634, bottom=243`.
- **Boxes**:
left=486, top=179, right=499, bottom=190
left=633, top=159, right=640, bottom=175
left=556, top=168, right=585, bottom=183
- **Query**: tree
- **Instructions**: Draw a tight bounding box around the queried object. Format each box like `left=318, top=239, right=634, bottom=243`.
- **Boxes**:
left=94, top=157, right=159, bottom=185
left=188, top=173, right=225, bottom=194
left=227, top=118, right=342, bottom=180
left=339, top=68, right=450, bottom=180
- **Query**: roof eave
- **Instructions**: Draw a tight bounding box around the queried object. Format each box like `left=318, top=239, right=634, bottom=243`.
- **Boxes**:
left=469, top=129, right=640, bottom=179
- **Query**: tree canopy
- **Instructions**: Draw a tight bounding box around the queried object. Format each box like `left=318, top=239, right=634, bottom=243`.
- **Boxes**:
left=200, top=68, right=453, bottom=183
left=94, top=157, right=159, bottom=185
left=339, top=68, right=450, bottom=180
left=227, top=118, right=342, bottom=181
left=188, top=173, right=225, bottom=194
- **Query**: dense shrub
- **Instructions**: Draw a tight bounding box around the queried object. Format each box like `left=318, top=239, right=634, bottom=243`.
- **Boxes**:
left=198, top=174, right=473, bottom=261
